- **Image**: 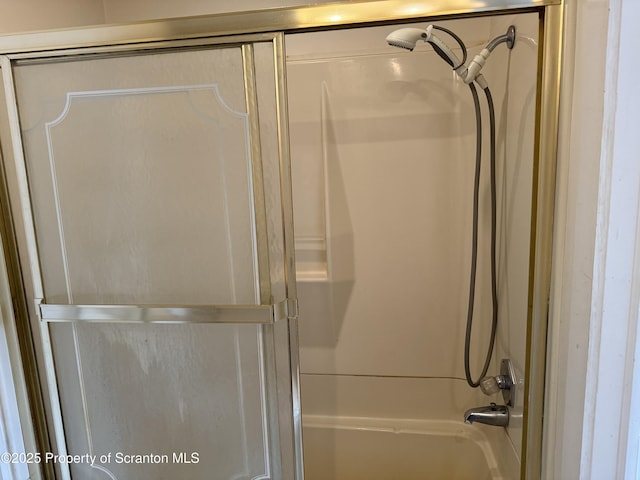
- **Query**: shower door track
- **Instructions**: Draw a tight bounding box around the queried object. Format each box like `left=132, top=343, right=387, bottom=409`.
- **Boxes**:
left=0, top=1, right=560, bottom=56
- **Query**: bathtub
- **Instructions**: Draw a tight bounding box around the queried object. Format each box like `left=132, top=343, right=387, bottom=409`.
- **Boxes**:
left=302, top=415, right=505, bottom=480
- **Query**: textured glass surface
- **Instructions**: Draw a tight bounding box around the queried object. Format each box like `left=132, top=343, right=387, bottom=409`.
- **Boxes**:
left=10, top=38, right=295, bottom=479
left=50, top=322, right=271, bottom=480
left=15, top=48, right=258, bottom=305
left=254, top=41, right=287, bottom=303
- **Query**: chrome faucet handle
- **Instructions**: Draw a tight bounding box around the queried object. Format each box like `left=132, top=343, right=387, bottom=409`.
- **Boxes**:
left=478, top=359, right=517, bottom=407
left=480, top=373, right=513, bottom=395
left=480, top=375, right=501, bottom=395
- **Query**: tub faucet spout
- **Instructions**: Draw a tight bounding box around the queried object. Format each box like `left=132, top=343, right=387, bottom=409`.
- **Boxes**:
left=464, top=403, right=509, bottom=427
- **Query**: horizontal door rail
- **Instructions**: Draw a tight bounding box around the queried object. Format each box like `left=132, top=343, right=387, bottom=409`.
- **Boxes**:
left=38, top=299, right=297, bottom=324
left=0, top=1, right=560, bottom=57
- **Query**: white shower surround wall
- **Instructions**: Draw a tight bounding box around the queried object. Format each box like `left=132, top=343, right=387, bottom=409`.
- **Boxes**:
left=286, top=13, right=538, bottom=477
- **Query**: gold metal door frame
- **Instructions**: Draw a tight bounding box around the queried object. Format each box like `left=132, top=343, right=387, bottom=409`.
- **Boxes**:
left=523, top=5, right=563, bottom=479
left=0, top=0, right=559, bottom=56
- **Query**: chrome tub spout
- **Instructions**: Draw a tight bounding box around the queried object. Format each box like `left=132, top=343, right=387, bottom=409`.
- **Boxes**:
left=463, top=403, right=509, bottom=427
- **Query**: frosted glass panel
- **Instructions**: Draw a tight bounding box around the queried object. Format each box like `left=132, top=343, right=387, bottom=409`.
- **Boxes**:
left=50, top=322, right=271, bottom=479
left=8, top=36, right=298, bottom=480
left=254, top=41, right=286, bottom=303
left=15, top=48, right=258, bottom=305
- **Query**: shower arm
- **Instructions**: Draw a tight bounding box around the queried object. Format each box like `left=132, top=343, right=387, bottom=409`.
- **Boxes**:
left=462, top=26, right=516, bottom=87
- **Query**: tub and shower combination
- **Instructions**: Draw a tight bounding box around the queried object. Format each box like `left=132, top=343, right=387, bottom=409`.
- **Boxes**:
left=287, top=12, right=539, bottom=479
left=0, top=3, right=548, bottom=479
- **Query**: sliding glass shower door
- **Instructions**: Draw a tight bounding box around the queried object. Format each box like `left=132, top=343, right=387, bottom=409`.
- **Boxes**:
left=0, top=33, right=301, bottom=479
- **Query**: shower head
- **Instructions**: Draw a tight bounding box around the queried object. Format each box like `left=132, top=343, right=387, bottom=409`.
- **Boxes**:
left=385, top=27, right=426, bottom=51
left=386, top=26, right=464, bottom=70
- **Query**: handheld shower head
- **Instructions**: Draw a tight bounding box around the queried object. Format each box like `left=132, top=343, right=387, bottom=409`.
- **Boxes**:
left=386, top=25, right=464, bottom=69
left=385, top=27, right=427, bottom=51
left=386, top=24, right=515, bottom=88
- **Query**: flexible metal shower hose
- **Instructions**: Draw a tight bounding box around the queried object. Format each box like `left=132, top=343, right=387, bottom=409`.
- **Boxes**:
left=464, top=83, right=499, bottom=388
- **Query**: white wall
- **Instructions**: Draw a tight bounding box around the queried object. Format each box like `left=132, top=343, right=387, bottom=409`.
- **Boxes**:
left=484, top=13, right=539, bottom=458
left=286, top=14, right=538, bottom=477
left=0, top=0, right=335, bottom=31
left=102, top=0, right=323, bottom=23
left=543, top=0, right=607, bottom=476
left=617, top=5, right=640, bottom=477
left=0, top=0, right=104, bottom=33
left=287, top=20, right=493, bottom=380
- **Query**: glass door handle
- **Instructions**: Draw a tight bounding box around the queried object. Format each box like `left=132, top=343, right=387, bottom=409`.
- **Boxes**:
left=38, top=298, right=298, bottom=325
